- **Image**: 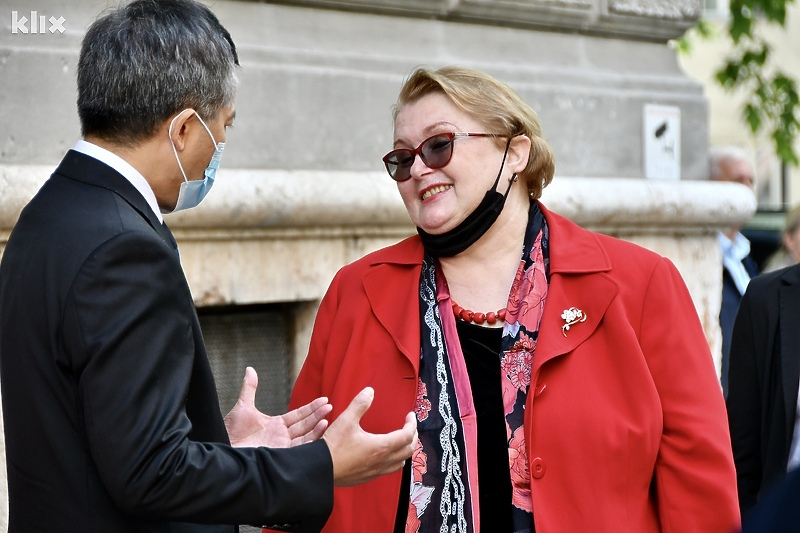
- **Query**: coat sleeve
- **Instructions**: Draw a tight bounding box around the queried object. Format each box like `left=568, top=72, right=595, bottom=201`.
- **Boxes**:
left=62, top=230, right=333, bottom=530
left=638, top=258, right=740, bottom=532
left=727, top=278, right=767, bottom=515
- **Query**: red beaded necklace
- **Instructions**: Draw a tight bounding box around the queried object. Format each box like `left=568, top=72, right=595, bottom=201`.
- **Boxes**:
left=452, top=301, right=507, bottom=325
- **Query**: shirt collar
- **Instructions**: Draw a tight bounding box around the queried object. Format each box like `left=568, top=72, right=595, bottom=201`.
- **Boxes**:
left=72, top=140, right=163, bottom=223
left=717, top=231, right=751, bottom=262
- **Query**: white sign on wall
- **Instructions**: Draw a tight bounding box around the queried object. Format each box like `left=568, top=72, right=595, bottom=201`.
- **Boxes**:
left=644, top=104, right=681, bottom=180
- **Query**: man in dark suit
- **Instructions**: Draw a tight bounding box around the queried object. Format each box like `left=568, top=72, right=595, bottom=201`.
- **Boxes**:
left=0, top=1, right=415, bottom=531
left=727, top=263, right=800, bottom=518
left=710, top=146, right=759, bottom=397
left=740, top=467, right=800, bottom=533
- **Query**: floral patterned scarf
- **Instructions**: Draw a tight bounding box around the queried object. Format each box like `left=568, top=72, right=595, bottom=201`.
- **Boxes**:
left=406, top=202, right=549, bottom=533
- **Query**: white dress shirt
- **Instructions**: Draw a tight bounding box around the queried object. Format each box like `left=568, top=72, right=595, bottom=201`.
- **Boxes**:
left=789, top=387, right=800, bottom=471
left=718, top=231, right=753, bottom=295
left=72, top=140, right=163, bottom=223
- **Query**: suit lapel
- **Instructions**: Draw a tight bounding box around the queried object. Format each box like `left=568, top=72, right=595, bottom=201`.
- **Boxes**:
left=779, top=266, right=800, bottom=440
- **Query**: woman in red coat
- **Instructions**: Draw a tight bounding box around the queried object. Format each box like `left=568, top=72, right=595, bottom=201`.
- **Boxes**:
left=290, top=66, right=739, bottom=532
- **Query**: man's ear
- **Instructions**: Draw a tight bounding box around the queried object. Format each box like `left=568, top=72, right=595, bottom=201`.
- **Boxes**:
left=508, top=134, right=532, bottom=174
left=167, top=109, right=195, bottom=152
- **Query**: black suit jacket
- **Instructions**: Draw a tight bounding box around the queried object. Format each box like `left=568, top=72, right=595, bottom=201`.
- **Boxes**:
left=727, top=263, right=800, bottom=517
left=721, top=255, right=760, bottom=397
left=0, top=151, right=333, bottom=532
left=741, top=467, right=800, bottom=533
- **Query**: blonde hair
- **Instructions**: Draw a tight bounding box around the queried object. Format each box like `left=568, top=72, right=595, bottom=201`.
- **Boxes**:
left=784, top=204, right=800, bottom=235
left=392, top=66, right=555, bottom=199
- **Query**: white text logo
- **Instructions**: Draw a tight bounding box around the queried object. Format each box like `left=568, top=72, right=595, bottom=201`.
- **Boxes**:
left=11, top=11, right=66, bottom=34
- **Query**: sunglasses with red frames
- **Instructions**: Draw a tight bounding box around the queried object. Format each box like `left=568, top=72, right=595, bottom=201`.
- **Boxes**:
left=382, top=132, right=504, bottom=182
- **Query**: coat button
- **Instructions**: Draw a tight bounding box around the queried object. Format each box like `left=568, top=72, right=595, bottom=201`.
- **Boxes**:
left=531, top=457, right=546, bottom=479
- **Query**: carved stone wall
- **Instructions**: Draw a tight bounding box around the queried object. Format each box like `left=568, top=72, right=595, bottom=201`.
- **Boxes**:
left=1, top=0, right=707, bottom=179
left=269, top=0, right=700, bottom=40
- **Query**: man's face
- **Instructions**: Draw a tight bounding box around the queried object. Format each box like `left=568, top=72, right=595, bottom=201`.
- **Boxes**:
left=183, top=104, right=236, bottom=183
left=160, top=103, right=236, bottom=212
left=718, top=158, right=754, bottom=189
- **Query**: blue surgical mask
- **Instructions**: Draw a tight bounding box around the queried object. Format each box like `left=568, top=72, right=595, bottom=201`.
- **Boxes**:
left=166, top=109, right=225, bottom=213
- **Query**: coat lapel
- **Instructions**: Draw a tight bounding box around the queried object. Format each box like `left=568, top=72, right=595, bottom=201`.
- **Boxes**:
left=360, top=205, right=620, bottom=377
left=535, top=271, right=618, bottom=370
left=534, top=205, right=619, bottom=370
left=779, top=266, right=800, bottom=442
left=362, top=238, right=424, bottom=374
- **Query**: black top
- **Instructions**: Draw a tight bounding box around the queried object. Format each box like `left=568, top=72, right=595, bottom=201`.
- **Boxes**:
left=458, top=320, right=514, bottom=531
left=395, top=319, right=513, bottom=531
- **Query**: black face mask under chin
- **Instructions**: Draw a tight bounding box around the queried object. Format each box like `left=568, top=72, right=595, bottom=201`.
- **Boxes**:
left=417, top=140, right=517, bottom=257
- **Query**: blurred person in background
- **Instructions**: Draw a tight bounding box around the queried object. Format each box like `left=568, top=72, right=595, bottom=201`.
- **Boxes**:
left=727, top=260, right=800, bottom=519
left=281, top=66, right=740, bottom=533
left=762, top=204, right=800, bottom=273
left=739, top=467, right=800, bottom=533
left=710, top=145, right=760, bottom=397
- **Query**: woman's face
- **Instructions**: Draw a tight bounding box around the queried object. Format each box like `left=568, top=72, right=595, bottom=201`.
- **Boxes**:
left=392, top=93, right=512, bottom=234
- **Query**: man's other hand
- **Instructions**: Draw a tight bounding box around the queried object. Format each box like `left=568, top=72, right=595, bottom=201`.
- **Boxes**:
left=322, top=387, right=417, bottom=487
left=224, top=366, right=332, bottom=448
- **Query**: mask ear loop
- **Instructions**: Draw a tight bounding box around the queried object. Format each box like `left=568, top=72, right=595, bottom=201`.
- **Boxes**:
left=169, top=108, right=195, bottom=184
left=493, top=136, right=517, bottom=198
left=193, top=113, right=220, bottom=148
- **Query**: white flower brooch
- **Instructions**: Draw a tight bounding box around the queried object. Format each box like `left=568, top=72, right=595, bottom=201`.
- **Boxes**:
left=561, top=307, right=587, bottom=337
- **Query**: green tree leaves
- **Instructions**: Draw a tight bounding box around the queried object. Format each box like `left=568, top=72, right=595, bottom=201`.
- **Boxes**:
left=682, top=0, right=799, bottom=165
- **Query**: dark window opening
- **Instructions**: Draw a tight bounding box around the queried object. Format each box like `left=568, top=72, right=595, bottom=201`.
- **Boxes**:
left=198, top=303, right=293, bottom=417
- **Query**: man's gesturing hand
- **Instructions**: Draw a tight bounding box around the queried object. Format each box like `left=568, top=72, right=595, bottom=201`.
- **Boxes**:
left=224, top=367, right=332, bottom=448
left=322, top=387, right=417, bottom=487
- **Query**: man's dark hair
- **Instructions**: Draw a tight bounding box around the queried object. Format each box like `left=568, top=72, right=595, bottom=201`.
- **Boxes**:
left=77, top=0, right=239, bottom=145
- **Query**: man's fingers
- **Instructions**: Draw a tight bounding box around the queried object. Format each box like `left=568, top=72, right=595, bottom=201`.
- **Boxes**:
left=291, top=418, right=329, bottom=447
left=236, top=366, right=259, bottom=408
left=308, top=418, right=329, bottom=442
left=341, top=387, right=374, bottom=423
left=323, top=389, right=414, bottom=487
left=405, top=411, right=419, bottom=449
left=377, top=412, right=417, bottom=468
left=381, top=412, right=417, bottom=444
left=283, top=397, right=329, bottom=427
left=403, top=411, right=417, bottom=434
left=284, top=400, right=332, bottom=439
left=354, top=411, right=416, bottom=462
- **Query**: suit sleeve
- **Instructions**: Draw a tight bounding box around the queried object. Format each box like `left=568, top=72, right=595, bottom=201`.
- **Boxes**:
left=727, top=278, right=766, bottom=515
left=638, top=258, right=740, bottom=532
left=62, top=230, right=333, bottom=530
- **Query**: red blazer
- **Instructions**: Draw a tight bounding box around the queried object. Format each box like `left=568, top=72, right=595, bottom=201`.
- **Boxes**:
left=291, top=203, right=740, bottom=533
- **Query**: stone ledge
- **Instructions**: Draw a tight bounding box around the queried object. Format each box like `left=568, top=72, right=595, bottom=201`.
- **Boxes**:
left=0, top=166, right=756, bottom=235
left=0, top=164, right=734, bottom=391
left=542, top=176, right=757, bottom=233
left=265, top=0, right=701, bottom=41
